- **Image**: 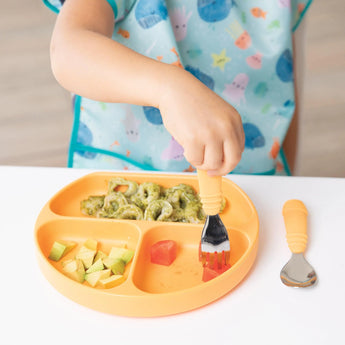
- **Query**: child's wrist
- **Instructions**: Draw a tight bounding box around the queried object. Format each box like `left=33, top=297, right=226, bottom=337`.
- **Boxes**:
left=156, top=65, right=192, bottom=110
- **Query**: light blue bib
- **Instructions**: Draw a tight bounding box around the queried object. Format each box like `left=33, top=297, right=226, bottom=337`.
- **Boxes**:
left=44, top=0, right=312, bottom=175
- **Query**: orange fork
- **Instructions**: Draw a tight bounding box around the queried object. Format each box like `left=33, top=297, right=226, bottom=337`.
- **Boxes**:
left=197, top=169, right=230, bottom=269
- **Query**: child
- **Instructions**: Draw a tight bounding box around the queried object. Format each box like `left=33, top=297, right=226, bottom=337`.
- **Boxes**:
left=43, top=0, right=311, bottom=176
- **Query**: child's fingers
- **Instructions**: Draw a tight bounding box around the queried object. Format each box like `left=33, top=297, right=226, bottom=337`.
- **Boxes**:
left=207, top=139, right=242, bottom=176
left=183, top=144, right=205, bottom=167
left=238, top=127, right=246, bottom=152
left=199, top=141, right=224, bottom=171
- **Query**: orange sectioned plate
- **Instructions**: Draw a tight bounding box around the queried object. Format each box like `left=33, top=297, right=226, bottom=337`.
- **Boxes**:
left=34, top=172, right=259, bottom=317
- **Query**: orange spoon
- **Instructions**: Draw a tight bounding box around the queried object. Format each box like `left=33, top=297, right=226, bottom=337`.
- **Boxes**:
left=280, top=200, right=317, bottom=287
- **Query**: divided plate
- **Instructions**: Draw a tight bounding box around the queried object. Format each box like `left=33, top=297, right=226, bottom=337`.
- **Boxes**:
left=34, top=172, right=259, bottom=317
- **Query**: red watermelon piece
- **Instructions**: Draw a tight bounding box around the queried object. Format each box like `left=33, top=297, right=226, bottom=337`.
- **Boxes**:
left=150, top=240, right=177, bottom=266
left=202, top=264, right=231, bottom=282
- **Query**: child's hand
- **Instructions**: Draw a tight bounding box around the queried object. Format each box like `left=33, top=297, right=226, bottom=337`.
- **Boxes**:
left=159, top=67, right=245, bottom=176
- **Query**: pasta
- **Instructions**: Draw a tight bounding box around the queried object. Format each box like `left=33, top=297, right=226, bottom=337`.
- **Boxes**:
left=80, top=177, right=226, bottom=223
left=144, top=200, right=173, bottom=221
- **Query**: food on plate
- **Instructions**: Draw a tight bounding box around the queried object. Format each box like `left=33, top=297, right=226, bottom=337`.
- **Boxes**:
left=85, top=269, right=111, bottom=287
left=108, top=247, right=134, bottom=264
left=144, top=200, right=173, bottom=221
left=94, top=250, right=107, bottom=262
left=202, top=265, right=231, bottom=282
left=48, top=240, right=76, bottom=261
left=62, top=259, right=85, bottom=283
left=99, top=274, right=125, bottom=288
left=80, top=196, right=105, bottom=216
left=81, top=177, right=227, bottom=223
left=150, top=240, right=177, bottom=266
left=113, top=204, right=144, bottom=220
left=75, top=239, right=98, bottom=269
left=48, top=238, right=134, bottom=288
left=85, top=258, right=104, bottom=274
left=104, top=257, right=126, bottom=275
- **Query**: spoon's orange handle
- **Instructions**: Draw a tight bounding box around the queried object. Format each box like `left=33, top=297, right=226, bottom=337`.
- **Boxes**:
left=282, top=199, right=308, bottom=253
left=197, top=169, right=222, bottom=216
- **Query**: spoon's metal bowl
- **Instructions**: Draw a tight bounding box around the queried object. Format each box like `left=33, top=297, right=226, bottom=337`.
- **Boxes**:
left=280, top=253, right=317, bottom=287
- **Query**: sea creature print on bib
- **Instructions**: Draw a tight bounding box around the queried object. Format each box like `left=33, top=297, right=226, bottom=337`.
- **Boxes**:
left=122, top=104, right=140, bottom=142
left=251, top=7, right=267, bottom=19
left=76, top=122, right=97, bottom=159
left=222, top=73, right=249, bottom=105
left=161, top=136, right=184, bottom=161
left=226, top=20, right=252, bottom=50
left=211, top=49, right=231, bottom=71
left=143, top=106, right=163, bottom=125
left=276, top=49, right=293, bottom=82
left=268, top=20, right=280, bottom=30
left=169, top=6, right=192, bottom=41
left=278, top=0, right=291, bottom=9
left=243, top=123, right=265, bottom=149
left=273, top=99, right=295, bottom=129
left=277, top=100, right=295, bottom=117
left=197, top=0, right=232, bottom=23
left=183, top=165, right=196, bottom=173
left=135, top=0, right=168, bottom=29
left=254, top=82, right=268, bottom=98
left=117, top=28, right=130, bottom=38
left=185, top=65, right=215, bottom=90
left=170, top=47, right=183, bottom=68
left=246, top=52, right=262, bottom=69
left=269, top=138, right=280, bottom=159
left=186, top=48, right=203, bottom=59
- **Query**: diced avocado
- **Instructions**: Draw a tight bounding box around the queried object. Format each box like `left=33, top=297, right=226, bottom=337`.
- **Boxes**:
left=102, top=257, right=118, bottom=269
left=94, top=250, right=107, bottom=262
left=83, top=239, right=98, bottom=251
left=62, top=259, right=85, bottom=283
left=102, top=257, right=125, bottom=275
left=85, top=258, right=104, bottom=274
left=99, top=275, right=125, bottom=289
left=48, top=240, right=76, bottom=261
left=62, top=259, right=79, bottom=273
left=85, top=269, right=111, bottom=287
left=75, top=239, right=98, bottom=268
left=61, top=259, right=74, bottom=267
left=76, top=248, right=96, bottom=269
left=109, top=258, right=125, bottom=275
left=109, top=246, right=134, bottom=264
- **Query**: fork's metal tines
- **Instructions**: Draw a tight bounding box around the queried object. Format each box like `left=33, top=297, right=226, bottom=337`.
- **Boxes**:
left=200, top=214, right=230, bottom=268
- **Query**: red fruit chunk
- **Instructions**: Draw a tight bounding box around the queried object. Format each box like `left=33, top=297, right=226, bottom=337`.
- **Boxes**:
left=150, top=240, right=177, bottom=266
left=202, top=265, right=231, bottom=282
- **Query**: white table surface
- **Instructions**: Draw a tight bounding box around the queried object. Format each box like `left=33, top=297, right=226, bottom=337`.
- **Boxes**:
left=1, top=166, right=344, bottom=345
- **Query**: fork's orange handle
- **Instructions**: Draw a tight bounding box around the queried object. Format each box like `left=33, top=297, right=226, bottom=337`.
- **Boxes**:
left=282, top=199, right=308, bottom=253
left=197, top=169, right=222, bottom=215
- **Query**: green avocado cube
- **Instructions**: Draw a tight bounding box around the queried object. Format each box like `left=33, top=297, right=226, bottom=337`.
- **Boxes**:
left=94, top=250, right=107, bottom=262
left=109, top=247, right=134, bottom=264
left=86, top=258, right=104, bottom=274
left=83, top=239, right=98, bottom=251
left=85, top=269, right=111, bottom=287
left=109, top=258, right=125, bottom=275
left=62, top=259, right=85, bottom=283
left=48, top=240, right=76, bottom=261
left=99, top=274, right=125, bottom=289
left=76, top=249, right=96, bottom=269
left=102, top=257, right=117, bottom=269
left=75, top=239, right=99, bottom=269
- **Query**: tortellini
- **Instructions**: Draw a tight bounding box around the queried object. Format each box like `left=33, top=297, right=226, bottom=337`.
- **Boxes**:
left=81, top=178, right=226, bottom=223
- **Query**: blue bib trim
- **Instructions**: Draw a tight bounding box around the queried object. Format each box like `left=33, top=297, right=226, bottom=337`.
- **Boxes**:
left=105, top=0, right=118, bottom=18
left=43, top=0, right=59, bottom=13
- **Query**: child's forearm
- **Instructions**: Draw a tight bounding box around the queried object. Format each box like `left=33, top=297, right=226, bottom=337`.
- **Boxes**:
left=50, top=0, right=173, bottom=107
left=50, top=0, right=245, bottom=175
